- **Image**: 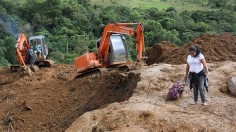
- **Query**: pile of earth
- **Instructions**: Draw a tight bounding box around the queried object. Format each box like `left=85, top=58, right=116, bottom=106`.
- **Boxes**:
left=0, top=65, right=140, bottom=131
left=146, top=32, right=236, bottom=65
left=66, top=61, right=236, bottom=131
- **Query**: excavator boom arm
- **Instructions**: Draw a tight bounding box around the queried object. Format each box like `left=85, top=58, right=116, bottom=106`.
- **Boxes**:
left=135, top=23, right=145, bottom=61
left=15, top=33, right=30, bottom=66
left=98, top=22, right=145, bottom=64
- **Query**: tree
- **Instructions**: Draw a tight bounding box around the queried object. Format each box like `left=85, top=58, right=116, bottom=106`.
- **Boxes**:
left=1, top=36, right=17, bottom=64
left=0, top=45, right=9, bottom=67
left=48, top=51, right=65, bottom=63
left=208, top=0, right=227, bottom=8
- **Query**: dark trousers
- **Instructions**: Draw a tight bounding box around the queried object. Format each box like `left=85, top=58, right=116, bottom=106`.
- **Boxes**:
left=27, top=49, right=36, bottom=65
left=191, top=74, right=206, bottom=103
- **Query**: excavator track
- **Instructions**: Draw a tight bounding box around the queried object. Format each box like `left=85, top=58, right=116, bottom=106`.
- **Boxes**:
left=74, top=64, right=138, bottom=79
left=34, top=59, right=54, bottom=67
left=108, top=64, right=137, bottom=72
left=10, top=65, right=21, bottom=72
left=10, top=60, right=53, bottom=74
left=74, top=68, right=103, bottom=79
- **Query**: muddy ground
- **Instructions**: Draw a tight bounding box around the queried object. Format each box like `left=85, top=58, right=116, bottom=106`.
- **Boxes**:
left=67, top=61, right=236, bottom=132
left=0, top=65, right=140, bottom=131
left=146, top=32, right=236, bottom=65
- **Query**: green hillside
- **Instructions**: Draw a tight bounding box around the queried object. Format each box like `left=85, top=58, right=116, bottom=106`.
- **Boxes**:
left=90, top=0, right=212, bottom=11
left=6, top=0, right=236, bottom=11
left=0, top=0, right=236, bottom=66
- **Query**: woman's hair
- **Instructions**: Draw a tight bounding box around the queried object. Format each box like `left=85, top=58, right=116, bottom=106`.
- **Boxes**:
left=189, top=45, right=201, bottom=57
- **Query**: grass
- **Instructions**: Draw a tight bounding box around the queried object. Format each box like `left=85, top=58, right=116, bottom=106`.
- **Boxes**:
left=9, top=0, right=27, bottom=4
left=7, top=0, right=234, bottom=12
left=6, top=0, right=45, bottom=4
left=90, top=0, right=213, bottom=11
left=5, top=0, right=218, bottom=11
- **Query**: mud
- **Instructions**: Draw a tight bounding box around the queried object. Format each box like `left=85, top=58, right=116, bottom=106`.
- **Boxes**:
left=66, top=61, right=236, bottom=132
left=146, top=32, right=236, bottom=65
left=0, top=65, right=140, bottom=132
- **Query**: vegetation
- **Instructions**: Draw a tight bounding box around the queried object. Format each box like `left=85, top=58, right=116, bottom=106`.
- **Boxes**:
left=90, top=0, right=213, bottom=11
left=0, top=0, right=236, bottom=66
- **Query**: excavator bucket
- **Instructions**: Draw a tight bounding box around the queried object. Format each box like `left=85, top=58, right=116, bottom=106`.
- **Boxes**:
left=17, top=66, right=33, bottom=76
left=25, top=66, right=33, bottom=76
left=29, top=65, right=39, bottom=72
left=21, top=65, right=39, bottom=76
left=11, top=65, right=39, bottom=76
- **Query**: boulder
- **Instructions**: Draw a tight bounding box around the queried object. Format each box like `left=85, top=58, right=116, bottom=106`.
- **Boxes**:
left=228, top=76, right=236, bottom=96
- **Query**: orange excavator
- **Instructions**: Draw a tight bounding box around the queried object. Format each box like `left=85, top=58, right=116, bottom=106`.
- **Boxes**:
left=11, top=33, right=53, bottom=75
left=74, top=22, right=145, bottom=78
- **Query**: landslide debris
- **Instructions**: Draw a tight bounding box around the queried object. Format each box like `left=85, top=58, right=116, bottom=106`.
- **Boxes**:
left=66, top=61, right=236, bottom=132
left=0, top=64, right=140, bottom=131
left=146, top=32, right=236, bottom=65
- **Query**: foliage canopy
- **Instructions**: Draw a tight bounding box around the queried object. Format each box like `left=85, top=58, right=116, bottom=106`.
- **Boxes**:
left=0, top=0, right=236, bottom=66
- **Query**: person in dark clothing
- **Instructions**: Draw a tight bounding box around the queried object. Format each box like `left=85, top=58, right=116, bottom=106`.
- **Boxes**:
left=184, top=46, right=209, bottom=106
left=27, top=46, right=36, bottom=67
left=33, top=43, right=42, bottom=57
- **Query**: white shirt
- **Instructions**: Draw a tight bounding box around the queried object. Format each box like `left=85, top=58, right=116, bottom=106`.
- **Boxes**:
left=187, top=53, right=204, bottom=73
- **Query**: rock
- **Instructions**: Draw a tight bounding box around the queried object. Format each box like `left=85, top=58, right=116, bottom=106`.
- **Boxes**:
left=220, top=86, right=229, bottom=93
left=228, top=76, right=236, bottom=96
left=53, top=72, right=68, bottom=81
left=24, top=101, right=33, bottom=110
left=92, top=126, right=97, bottom=132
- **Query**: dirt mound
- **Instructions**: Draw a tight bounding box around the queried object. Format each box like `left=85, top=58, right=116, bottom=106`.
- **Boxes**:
left=146, top=32, right=236, bottom=65
left=0, top=65, right=140, bottom=131
left=145, top=41, right=178, bottom=65
left=66, top=61, right=236, bottom=132
left=0, top=67, right=21, bottom=85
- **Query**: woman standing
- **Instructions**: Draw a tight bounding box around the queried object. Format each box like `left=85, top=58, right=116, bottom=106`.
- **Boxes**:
left=185, top=46, right=209, bottom=105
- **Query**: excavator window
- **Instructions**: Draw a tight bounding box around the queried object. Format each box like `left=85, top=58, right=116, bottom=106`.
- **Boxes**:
left=108, top=34, right=127, bottom=63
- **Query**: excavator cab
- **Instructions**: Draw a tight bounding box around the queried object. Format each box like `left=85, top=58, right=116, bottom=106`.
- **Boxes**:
left=107, top=34, right=128, bottom=65
left=29, top=35, right=52, bottom=67
left=29, top=35, right=48, bottom=60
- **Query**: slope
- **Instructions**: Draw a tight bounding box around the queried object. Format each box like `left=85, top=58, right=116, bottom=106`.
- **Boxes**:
left=0, top=65, right=140, bottom=131
left=67, top=61, right=236, bottom=131
left=146, top=32, right=236, bottom=65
